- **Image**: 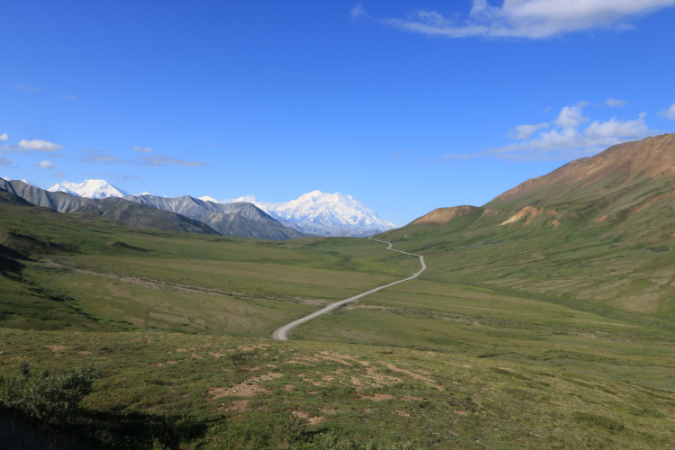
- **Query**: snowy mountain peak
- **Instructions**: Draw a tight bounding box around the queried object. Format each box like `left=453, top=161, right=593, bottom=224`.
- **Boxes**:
left=266, top=191, right=396, bottom=237
left=48, top=179, right=128, bottom=199
left=216, top=190, right=395, bottom=237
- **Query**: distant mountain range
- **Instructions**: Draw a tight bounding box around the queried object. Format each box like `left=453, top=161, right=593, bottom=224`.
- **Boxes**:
left=123, top=194, right=307, bottom=240
left=49, top=180, right=397, bottom=237
left=0, top=179, right=217, bottom=235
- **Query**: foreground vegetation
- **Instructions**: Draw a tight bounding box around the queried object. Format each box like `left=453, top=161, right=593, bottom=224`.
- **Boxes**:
left=2, top=329, right=673, bottom=449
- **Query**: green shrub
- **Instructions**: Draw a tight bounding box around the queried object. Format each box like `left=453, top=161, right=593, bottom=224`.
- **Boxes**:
left=1, top=360, right=99, bottom=423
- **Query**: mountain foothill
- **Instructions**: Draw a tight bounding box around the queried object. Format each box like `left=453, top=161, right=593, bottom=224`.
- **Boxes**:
left=382, top=133, right=675, bottom=317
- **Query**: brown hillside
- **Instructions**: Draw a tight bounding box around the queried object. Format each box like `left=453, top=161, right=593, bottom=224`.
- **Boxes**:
left=486, top=133, right=675, bottom=209
left=413, top=205, right=481, bottom=225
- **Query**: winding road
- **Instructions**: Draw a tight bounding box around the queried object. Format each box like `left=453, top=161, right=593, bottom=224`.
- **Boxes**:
left=272, top=238, right=426, bottom=340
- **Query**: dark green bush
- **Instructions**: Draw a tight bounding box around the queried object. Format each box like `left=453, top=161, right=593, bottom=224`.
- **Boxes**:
left=1, top=360, right=99, bottom=423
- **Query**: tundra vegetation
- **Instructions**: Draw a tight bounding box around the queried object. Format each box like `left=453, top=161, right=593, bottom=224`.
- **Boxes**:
left=1, top=158, right=674, bottom=449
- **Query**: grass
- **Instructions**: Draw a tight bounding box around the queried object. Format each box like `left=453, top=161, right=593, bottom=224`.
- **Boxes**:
left=2, top=329, right=673, bottom=449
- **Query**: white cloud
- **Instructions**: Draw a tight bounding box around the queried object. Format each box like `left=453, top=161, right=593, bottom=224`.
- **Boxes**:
left=35, top=161, right=59, bottom=170
left=360, top=0, right=675, bottom=39
left=198, top=196, right=220, bottom=203
left=351, top=2, right=367, bottom=19
left=136, top=155, right=207, bottom=167
left=0, top=156, right=11, bottom=167
left=80, top=152, right=207, bottom=167
left=658, top=103, right=675, bottom=120
left=63, top=95, right=77, bottom=100
left=17, top=139, right=63, bottom=152
left=131, top=146, right=153, bottom=153
left=442, top=103, right=656, bottom=162
left=80, top=154, right=124, bottom=164
left=51, top=171, right=65, bottom=178
left=508, top=123, right=549, bottom=140
left=606, top=98, right=627, bottom=108
left=555, top=105, right=588, bottom=129
left=0, top=133, right=7, bottom=142
left=12, top=84, right=42, bottom=92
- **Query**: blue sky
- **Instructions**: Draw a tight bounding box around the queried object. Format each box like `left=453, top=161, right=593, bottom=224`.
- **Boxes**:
left=2, top=0, right=675, bottom=226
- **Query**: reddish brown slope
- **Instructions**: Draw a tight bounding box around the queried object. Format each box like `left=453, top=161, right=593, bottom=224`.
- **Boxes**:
left=486, top=133, right=675, bottom=209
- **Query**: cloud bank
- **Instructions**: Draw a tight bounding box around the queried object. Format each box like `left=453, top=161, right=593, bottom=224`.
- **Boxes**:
left=131, top=146, right=153, bottom=153
left=35, top=161, right=60, bottom=170
left=80, top=152, right=207, bottom=167
left=659, top=103, right=675, bottom=120
left=356, top=0, right=675, bottom=39
left=442, top=103, right=656, bottom=162
left=12, top=84, right=42, bottom=92
left=16, top=139, right=63, bottom=153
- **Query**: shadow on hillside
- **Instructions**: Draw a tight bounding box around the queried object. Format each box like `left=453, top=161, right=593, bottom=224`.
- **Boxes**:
left=0, top=407, right=210, bottom=450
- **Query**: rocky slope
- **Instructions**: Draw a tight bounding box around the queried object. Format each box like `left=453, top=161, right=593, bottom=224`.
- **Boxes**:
left=124, top=194, right=307, bottom=240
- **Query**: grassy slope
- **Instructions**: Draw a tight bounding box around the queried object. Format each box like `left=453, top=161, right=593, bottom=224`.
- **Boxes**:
left=0, top=196, right=417, bottom=336
left=375, top=173, right=675, bottom=320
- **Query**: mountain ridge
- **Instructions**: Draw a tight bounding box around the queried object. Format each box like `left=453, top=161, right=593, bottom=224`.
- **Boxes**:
left=124, top=194, right=308, bottom=240
left=0, top=179, right=218, bottom=235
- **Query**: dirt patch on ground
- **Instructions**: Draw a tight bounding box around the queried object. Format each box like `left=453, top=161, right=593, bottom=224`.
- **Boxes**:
left=365, top=367, right=401, bottom=386
left=401, top=394, right=423, bottom=402
left=45, top=345, right=69, bottom=352
left=77, top=351, right=91, bottom=355
left=395, top=410, right=411, bottom=417
left=209, top=382, right=268, bottom=399
left=382, top=363, right=443, bottom=391
left=359, top=393, right=396, bottom=402
left=282, top=384, right=295, bottom=392
left=237, top=344, right=268, bottom=351
left=219, top=400, right=249, bottom=412
left=317, top=351, right=355, bottom=366
left=255, top=373, right=284, bottom=381
left=292, top=411, right=325, bottom=425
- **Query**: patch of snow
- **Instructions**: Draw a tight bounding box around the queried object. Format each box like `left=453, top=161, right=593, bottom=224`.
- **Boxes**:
left=198, top=196, right=220, bottom=203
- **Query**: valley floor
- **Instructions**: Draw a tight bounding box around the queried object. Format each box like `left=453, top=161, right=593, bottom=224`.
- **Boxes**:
left=1, top=201, right=674, bottom=448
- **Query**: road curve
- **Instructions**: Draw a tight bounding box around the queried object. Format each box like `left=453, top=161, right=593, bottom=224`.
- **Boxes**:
left=272, top=238, right=426, bottom=341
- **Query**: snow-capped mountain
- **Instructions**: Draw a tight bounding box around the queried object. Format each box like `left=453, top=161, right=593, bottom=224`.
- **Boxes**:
left=221, top=191, right=397, bottom=237
left=48, top=180, right=128, bottom=198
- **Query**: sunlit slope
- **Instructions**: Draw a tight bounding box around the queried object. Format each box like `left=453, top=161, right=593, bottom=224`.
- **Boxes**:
left=0, top=192, right=417, bottom=336
left=2, top=328, right=673, bottom=449
left=378, top=134, right=675, bottom=319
